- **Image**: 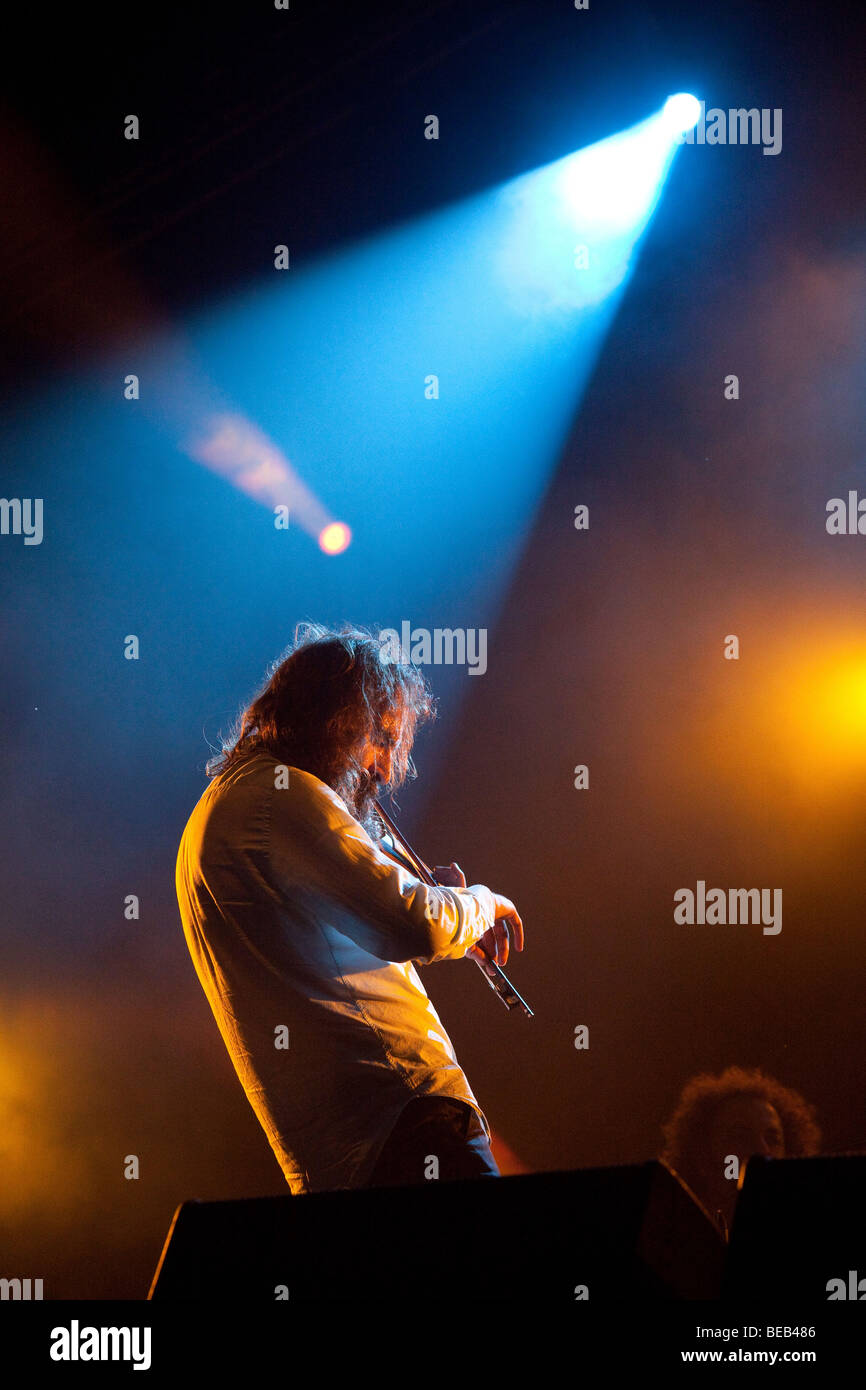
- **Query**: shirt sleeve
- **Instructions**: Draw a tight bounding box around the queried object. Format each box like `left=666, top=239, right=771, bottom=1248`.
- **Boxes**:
left=268, top=772, right=497, bottom=965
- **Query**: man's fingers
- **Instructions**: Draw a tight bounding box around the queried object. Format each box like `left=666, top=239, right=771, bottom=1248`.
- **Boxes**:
left=434, top=863, right=467, bottom=888
left=493, top=896, right=524, bottom=954
left=508, top=911, right=524, bottom=953
left=471, top=897, right=525, bottom=966
left=496, top=918, right=509, bottom=966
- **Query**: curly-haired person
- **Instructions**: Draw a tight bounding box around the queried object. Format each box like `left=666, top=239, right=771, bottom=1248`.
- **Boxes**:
left=660, top=1066, right=821, bottom=1239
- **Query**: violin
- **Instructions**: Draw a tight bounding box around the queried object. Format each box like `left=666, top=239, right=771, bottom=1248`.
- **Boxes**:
left=373, top=798, right=534, bottom=1018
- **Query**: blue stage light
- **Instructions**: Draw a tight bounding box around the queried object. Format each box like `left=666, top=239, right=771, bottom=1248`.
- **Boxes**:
left=494, top=105, right=689, bottom=313
left=663, top=93, right=702, bottom=135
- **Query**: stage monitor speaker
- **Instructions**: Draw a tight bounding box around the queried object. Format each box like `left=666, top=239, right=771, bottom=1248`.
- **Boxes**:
left=724, top=1153, right=866, bottom=1301
left=149, top=1161, right=724, bottom=1302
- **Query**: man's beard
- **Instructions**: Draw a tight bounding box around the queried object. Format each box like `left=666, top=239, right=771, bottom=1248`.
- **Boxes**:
left=336, top=768, right=383, bottom=839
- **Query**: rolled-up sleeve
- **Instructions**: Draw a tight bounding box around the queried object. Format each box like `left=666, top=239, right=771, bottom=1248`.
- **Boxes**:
left=268, top=772, right=497, bottom=965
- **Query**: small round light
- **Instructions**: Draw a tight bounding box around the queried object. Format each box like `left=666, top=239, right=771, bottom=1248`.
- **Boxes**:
left=319, top=521, right=352, bottom=554
left=663, top=93, right=701, bottom=135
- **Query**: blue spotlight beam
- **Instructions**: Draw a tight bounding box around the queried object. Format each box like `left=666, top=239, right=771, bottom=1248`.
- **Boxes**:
left=173, top=101, right=691, bottom=610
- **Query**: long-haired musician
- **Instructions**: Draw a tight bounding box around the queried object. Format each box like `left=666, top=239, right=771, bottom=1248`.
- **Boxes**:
left=175, top=622, right=524, bottom=1192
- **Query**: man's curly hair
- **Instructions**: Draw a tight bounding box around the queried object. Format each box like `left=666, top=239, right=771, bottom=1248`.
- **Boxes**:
left=207, top=622, right=436, bottom=807
left=661, top=1066, right=822, bottom=1175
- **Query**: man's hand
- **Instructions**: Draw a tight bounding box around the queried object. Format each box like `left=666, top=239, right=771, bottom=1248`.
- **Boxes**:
left=433, top=863, right=524, bottom=968
left=469, top=893, right=523, bottom=967
left=433, top=862, right=467, bottom=889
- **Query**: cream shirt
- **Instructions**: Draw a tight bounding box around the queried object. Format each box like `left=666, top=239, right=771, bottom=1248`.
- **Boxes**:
left=175, top=751, right=497, bottom=1193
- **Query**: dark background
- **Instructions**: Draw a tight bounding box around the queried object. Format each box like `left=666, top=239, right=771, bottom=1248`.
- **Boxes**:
left=1, top=0, right=864, bottom=1297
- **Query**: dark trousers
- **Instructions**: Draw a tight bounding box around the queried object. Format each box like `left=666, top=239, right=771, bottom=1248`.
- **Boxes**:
left=366, top=1097, right=501, bottom=1187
